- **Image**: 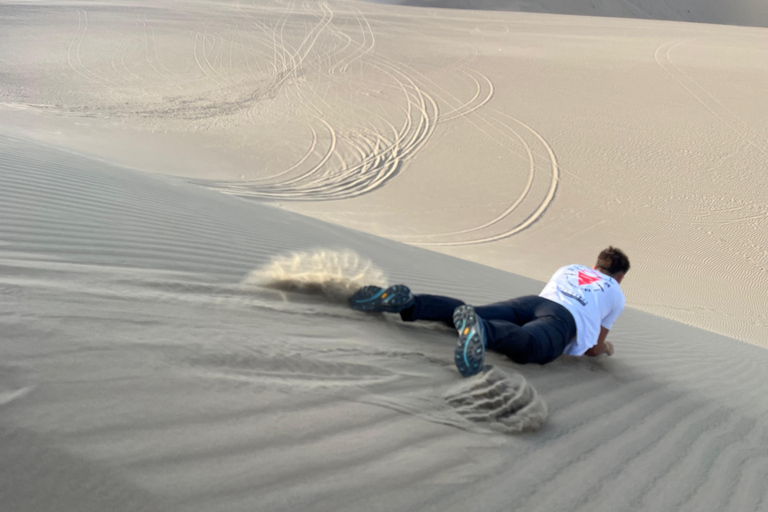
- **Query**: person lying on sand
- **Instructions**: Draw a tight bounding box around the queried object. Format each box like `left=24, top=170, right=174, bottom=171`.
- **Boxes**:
left=350, top=247, right=629, bottom=377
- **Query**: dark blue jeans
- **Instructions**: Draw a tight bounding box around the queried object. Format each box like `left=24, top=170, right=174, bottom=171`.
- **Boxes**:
left=400, top=294, right=577, bottom=365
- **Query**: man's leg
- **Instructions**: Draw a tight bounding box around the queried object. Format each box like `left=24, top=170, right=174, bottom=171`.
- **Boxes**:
left=349, top=284, right=463, bottom=325
left=475, top=297, right=576, bottom=365
left=401, top=293, right=542, bottom=327
left=474, top=296, right=539, bottom=325
left=399, top=294, right=465, bottom=327
left=400, top=294, right=558, bottom=338
left=482, top=318, right=566, bottom=364
left=354, top=288, right=574, bottom=365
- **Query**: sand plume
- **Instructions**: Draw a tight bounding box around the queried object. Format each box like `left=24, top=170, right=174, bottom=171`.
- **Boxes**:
left=242, top=249, right=388, bottom=303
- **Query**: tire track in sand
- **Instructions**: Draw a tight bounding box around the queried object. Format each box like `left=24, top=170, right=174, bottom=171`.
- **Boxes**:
left=179, top=1, right=557, bottom=243
left=67, top=10, right=117, bottom=87
left=410, top=112, right=559, bottom=246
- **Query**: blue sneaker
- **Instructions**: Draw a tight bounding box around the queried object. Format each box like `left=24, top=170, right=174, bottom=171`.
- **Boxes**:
left=349, top=285, right=414, bottom=313
left=453, top=305, right=486, bottom=377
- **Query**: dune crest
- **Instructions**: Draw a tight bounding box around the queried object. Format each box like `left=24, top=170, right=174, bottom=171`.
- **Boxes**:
left=380, top=0, right=768, bottom=28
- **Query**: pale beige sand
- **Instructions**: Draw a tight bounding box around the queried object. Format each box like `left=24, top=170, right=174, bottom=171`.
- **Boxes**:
left=2, top=0, right=766, bottom=345
left=1, top=1, right=768, bottom=510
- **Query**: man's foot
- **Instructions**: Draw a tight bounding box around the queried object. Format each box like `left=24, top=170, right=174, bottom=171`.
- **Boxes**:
left=453, top=305, right=486, bottom=377
left=349, top=284, right=414, bottom=313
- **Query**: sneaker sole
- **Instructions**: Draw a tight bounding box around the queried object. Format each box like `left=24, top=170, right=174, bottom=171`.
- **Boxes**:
left=349, top=284, right=413, bottom=313
left=453, top=305, right=486, bottom=377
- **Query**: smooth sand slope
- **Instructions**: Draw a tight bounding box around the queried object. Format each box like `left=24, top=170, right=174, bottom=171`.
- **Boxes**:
left=2, top=134, right=768, bottom=512
left=1, top=0, right=766, bottom=346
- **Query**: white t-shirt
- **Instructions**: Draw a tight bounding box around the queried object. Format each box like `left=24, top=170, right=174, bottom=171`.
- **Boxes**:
left=539, top=264, right=625, bottom=356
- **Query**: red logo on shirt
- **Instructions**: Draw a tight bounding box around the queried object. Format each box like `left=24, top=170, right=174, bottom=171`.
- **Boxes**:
left=577, top=270, right=601, bottom=286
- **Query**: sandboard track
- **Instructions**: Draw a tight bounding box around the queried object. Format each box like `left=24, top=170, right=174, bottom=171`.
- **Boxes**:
left=180, top=350, right=400, bottom=389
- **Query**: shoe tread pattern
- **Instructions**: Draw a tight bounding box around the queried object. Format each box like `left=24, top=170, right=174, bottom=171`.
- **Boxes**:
left=349, top=285, right=413, bottom=313
left=453, top=305, right=486, bottom=377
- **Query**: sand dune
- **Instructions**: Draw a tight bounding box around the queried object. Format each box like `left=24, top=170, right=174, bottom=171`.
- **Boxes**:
left=1, top=0, right=768, bottom=510
left=2, top=0, right=765, bottom=345
left=2, top=131, right=768, bottom=512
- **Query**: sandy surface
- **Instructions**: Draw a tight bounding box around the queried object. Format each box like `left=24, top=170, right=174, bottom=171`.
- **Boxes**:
left=2, top=0, right=766, bottom=345
left=3, top=134, right=768, bottom=512
left=1, top=1, right=768, bottom=510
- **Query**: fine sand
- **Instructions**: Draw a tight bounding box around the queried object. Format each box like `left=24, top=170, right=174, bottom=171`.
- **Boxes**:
left=1, top=1, right=767, bottom=511
left=2, top=0, right=766, bottom=345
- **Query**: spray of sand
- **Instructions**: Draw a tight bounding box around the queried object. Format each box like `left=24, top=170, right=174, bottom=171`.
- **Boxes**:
left=242, top=250, right=389, bottom=303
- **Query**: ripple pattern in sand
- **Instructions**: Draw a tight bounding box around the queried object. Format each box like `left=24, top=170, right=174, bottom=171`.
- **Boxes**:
left=2, top=130, right=768, bottom=512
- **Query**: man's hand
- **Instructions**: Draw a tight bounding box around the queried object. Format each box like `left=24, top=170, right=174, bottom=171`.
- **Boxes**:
left=584, top=327, right=615, bottom=357
left=585, top=341, right=613, bottom=357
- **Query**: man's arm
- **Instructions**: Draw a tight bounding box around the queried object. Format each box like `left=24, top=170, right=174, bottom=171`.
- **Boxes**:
left=584, top=327, right=615, bottom=357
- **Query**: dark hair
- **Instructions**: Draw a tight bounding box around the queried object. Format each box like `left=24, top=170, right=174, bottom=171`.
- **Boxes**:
left=596, top=247, right=630, bottom=275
